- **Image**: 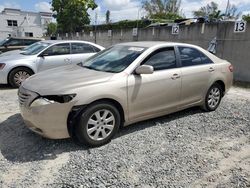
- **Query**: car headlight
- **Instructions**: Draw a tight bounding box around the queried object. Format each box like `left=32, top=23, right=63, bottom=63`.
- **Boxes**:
left=30, top=94, right=76, bottom=107
left=0, top=63, right=5, bottom=70
left=30, top=98, right=54, bottom=107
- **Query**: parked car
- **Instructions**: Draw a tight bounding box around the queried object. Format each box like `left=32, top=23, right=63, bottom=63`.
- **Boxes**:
left=0, top=37, right=43, bottom=54
left=0, top=41, right=44, bottom=57
left=0, top=40, right=105, bottom=87
left=18, top=42, right=233, bottom=147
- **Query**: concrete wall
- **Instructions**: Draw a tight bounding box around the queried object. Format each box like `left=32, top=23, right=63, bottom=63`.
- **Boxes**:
left=62, top=22, right=250, bottom=82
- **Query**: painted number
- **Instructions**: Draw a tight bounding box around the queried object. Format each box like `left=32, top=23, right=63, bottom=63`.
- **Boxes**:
left=234, top=21, right=247, bottom=33
left=172, top=25, right=179, bottom=35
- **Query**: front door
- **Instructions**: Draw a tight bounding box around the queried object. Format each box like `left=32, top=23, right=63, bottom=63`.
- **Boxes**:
left=37, top=43, right=71, bottom=72
left=127, top=47, right=181, bottom=121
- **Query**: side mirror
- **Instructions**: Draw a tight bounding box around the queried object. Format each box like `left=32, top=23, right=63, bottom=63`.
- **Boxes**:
left=135, top=65, right=154, bottom=75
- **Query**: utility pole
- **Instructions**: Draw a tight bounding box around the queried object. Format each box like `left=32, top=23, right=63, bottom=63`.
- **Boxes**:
left=225, top=0, right=230, bottom=19
left=94, top=11, right=97, bottom=44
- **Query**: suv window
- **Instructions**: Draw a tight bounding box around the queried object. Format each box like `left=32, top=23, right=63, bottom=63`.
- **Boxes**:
left=179, top=47, right=213, bottom=67
left=5, top=38, right=24, bottom=46
left=143, top=47, right=177, bottom=71
left=43, top=43, right=70, bottom=56
left=23, top=39, right=39, bottom=46
left=71, top=43, right=96, bottom=54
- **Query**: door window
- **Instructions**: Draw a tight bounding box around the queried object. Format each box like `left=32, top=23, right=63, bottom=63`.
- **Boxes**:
left=179, top=47, right=213, bottom=67
left=143, top=47, right=177, bottom=71
left=5, top=38, right=23, bottom=46
left=43, top=43, right=70, bottom=56
left=71, top=43, right=96, bottom=54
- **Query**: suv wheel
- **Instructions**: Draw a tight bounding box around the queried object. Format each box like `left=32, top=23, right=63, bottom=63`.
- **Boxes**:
left=75, top=102, right=121, bottom=147
left=9, top=67, right=33, bottom=88
left=203, top=83, right=223, bottom=111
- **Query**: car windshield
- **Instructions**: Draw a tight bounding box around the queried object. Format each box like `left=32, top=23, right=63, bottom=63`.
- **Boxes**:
left=81, top=45, right=146, bottom=73
left=21, top=42, right=50, bottom=55
left=22, top=42, right=41, bottom=51
left=0, top=38, right=9, bottom=46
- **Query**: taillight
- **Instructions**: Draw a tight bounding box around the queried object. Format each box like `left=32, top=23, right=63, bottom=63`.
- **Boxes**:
left=0, top=63, right=5, bottom=70
left=229, top=65, right=233, bottom=72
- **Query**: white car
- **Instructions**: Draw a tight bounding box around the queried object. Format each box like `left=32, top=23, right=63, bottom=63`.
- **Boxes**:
left=0, top=40, right=104, bottom=87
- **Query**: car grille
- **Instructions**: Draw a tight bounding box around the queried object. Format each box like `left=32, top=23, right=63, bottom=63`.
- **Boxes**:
left=18, top=86, right=38, bottom=107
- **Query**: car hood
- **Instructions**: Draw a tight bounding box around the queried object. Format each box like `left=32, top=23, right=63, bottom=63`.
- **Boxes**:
left=0, top=50, right=22, bottom=57
left=0, top=53, right=34, bottom=62
left=22, top=65, right=115, bottom=95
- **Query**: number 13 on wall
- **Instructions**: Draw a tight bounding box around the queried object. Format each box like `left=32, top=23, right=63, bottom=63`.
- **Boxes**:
left=234, top=21, right=247, bottom=33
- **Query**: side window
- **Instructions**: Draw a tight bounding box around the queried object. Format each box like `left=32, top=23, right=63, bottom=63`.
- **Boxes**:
left=71, top=43, right=95, bottom=54
left=92, top=45, right=101, bottom=52
left=23, top=39, right=37, bottom=46
left=179, top=47, right=213, bottom=67
left=143, top=47, right=177, bottom=71
left=43, top=43, right=70, bottom=56
left=201, top=53, right=214, bottom=64
left=5, top=39, right=23, bottom=46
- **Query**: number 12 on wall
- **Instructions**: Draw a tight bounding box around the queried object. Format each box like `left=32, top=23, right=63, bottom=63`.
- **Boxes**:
left=234, top=21, right=247, bottom=33
left=172, top=25, right=179, bottom=35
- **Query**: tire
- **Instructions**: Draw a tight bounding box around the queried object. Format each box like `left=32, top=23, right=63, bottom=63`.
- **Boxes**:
left=9, top=67, right=33, bottom=88
left=202, top=83, right=223, bottom=112
left=75, top=102, right=121, bottom=147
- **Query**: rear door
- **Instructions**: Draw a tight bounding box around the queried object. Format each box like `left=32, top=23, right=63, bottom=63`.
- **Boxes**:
left=37, top=43, right=71, bottom=72
left=127, top=47, right=182, bottom=121
left=178, top=46, right=215, bottom=106
left=70, top=43, right=97, bottom=64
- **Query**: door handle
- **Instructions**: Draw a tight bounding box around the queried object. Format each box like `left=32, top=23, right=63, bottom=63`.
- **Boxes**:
left=64, top=58, right=71, bottom=62
left=171, top=73, right=181, bottom=80
left=208, top=67, right=215, bottom=72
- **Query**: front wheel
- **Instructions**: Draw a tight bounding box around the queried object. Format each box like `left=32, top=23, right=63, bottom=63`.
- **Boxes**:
left=9, top=67, right=33, bottom=88
left=202, top=83, right=223, bottom=111
left=75, top=102, right=121, bottom=147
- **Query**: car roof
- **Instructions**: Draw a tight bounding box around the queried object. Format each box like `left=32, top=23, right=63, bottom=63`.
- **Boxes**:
left=9, top=37, right=44, bottom=40
left=42, top=40, right=96, bottom=44
left=118, top=41, right=197, bottom=48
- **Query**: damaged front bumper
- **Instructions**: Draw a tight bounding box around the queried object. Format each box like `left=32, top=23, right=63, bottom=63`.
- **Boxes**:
left=18, top=86, right=76, bottom=139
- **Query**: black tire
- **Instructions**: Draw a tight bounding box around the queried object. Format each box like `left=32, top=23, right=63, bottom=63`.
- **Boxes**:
left=202, top=83, right=223, bottom=112
left=9, top=67, right=33, bottom=88
left=75, top=102, right=121, bottom=147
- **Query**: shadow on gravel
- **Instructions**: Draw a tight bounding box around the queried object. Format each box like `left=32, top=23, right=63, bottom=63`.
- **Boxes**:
left=0, top=107, right=204, bottom=163
left=0, top=84, right=15, bottom=90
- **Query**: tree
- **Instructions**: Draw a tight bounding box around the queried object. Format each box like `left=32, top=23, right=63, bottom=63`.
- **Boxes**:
left=143, top=0, right=182, bottom=20
left=224, top=3, right=241, bottom=20
left=193, top=2, right=222, bottom=20
left=46, top=22, right=57, bottom=36
left=193, top=1, right=240, bottom=21
left=243, top=14, right=250, bottom=22
left=52, top=0, right=97, bottom=33
left=106, top=10, right=110, bottom=24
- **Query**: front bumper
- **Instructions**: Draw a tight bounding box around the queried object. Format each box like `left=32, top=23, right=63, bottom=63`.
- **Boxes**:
left=0, top=70, right=8, bottom=84
left=18, top=87, right=75, bottom=139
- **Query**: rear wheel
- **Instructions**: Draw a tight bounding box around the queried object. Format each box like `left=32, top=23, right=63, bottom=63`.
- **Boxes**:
left=9, top=67, right=33, bottom=88
left=202, top=83, right=223, bottom=111
left=75, top=102, right=121, bottom=147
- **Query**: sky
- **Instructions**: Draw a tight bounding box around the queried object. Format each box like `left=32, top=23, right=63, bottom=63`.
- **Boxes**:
left=0, top=0, right=250, bottom=24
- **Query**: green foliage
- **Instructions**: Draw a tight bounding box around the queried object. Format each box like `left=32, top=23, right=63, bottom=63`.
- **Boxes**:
left=150, top=12, right=183, bottom=21
left=46, top=22, right=57, bottom=36
left=243, top=14, right=250, bottom=22
left=143, top=0, right=182, bottom=20
left=52, top=0, right=97, bottom=33
left=193, top=1, right=240, bottom=21
left=193, top=1, right=222, bottom=20
left=83, top=20, right=151, bottom=32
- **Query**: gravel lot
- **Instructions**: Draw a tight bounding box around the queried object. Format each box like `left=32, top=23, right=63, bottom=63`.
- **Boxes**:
left=0, top=85, right=249, bottom=188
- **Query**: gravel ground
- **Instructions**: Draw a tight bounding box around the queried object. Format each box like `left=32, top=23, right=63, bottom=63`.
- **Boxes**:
left=0, top=85, right=249, bottom=188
